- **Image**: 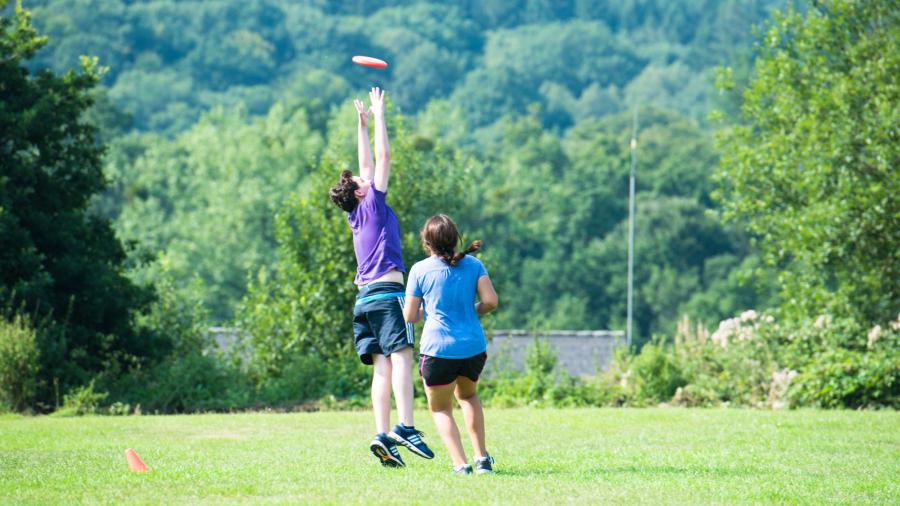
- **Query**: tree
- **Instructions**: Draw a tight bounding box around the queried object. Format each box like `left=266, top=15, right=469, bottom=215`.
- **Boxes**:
left=715, top=0, right=900, bottom=324
left=0, top=1, right=161, bottom=407
left=102, top=101, right=325, bottom=322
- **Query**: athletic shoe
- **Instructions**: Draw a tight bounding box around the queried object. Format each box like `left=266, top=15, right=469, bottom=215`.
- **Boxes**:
left=453, top=464, right=473, bottom=475
left=370, top=433, right=405, bottom=468
left=474, top=454, right=495, bottom=475
left=388, top=424, right=435, bottom=459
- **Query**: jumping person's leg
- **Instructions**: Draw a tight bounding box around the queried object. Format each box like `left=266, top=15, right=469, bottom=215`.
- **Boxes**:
left=390, top=347, right=414, bottom=427
left=425, top=382, right=468, bottom=468
left=455, top=376, right=488, bottom=459
left=371, top=353, right=392, bottom=434
left=387, top=346, right=434, bottom=459
left=369, top=290, right=433, bottom=459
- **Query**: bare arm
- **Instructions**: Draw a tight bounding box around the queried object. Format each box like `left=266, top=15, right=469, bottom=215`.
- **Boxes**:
left=369, top=87, right=391, bottom=192
left=403, top=295, right=423, bottom=323
left=354, top=99, right=374, bottom=181
left=475, top=275, right=498, bottom=316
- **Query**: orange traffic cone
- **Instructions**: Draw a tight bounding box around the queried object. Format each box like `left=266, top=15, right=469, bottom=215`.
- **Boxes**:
left=125, top=448, right=149, bottom=473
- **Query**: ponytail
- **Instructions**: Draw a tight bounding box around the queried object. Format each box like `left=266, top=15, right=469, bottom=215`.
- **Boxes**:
left=448, top=240, right=482, bottom=266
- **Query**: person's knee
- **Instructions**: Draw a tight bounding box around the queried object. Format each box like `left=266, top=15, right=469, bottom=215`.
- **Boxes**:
left=426, top=389, right=454, bottom=412
left=455, top=389, right=477, bottom=402
left=372, top=355, right=392, bottom=378
left=454, top=379, right=478, bottom=400
left=429, top=399, right=453, bottom=413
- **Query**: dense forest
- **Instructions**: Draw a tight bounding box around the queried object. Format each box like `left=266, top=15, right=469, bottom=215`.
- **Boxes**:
left=22, top=0, right=783, bottom=334
left=5, top=1, right=896, bottom=412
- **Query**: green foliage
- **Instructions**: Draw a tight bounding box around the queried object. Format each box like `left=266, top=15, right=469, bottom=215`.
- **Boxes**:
left=107, top=401, right=130, bottom=416
left=477, top=312, right=900, bottom=409
left=101, top=102, right=325, bottom=321
left=52, top=380, right=108, bottom=417
left=20, top=0, right=784, bottom=347
left=0, top=313, right=40, bottom=411
left=23, top=0, right=781, bottom=133
left=107, top=268, right=253, bottom=413
left=664, top=312, right=900, bottom=409
left=625, top=338, right=686, bottom=404
left=714, top=0, right=900, bottom=324
left=1, top=1, right=162, bottom=409
left=460, top=109, right=768, bottom=344
left=791, top=346, right=900, bottom=409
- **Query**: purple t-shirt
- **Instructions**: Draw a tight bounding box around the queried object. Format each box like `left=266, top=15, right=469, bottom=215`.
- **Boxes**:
left=348, top=186, right=405, bottom=285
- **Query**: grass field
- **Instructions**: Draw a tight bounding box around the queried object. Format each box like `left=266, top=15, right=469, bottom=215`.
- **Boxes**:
left=1, top=408, right=898, bottom=505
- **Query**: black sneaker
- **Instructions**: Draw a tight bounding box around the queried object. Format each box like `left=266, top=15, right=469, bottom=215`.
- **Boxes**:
left=474, top=454, right=495, bottom=475
left=453, top=464, right=473, bottom=475
left=370, top=433, right=405, bottom=468
left=388, top=424, right=435, bottom=459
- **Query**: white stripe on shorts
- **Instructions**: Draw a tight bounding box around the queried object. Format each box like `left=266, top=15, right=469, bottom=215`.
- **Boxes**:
left=398, top=296, right=414, bottom=345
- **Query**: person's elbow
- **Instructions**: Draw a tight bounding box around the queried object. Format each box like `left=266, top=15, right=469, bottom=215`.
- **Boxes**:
left=403, top=307, right=419, bottom=323
left=376, top=152, right=390, bottom=165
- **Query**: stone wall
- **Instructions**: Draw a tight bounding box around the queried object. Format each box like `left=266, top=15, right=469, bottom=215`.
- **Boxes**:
left=485, top=330, right=625, bottom=378
left=208, top=326, right=626, bottom=378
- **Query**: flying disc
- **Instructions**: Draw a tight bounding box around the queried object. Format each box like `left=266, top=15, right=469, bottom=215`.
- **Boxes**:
left=352, top=55, right=388, bottom=69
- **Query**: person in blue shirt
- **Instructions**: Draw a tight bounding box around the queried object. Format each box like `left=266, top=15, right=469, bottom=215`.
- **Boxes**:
left=403, top=214, right=499, bottom=475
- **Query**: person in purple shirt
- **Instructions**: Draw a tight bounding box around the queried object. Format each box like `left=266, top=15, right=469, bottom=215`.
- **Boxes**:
left=328, top=87, right=433, bottom=468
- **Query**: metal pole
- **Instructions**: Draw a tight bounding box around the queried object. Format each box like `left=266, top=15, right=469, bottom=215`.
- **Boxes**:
left=627, top=108, right=638, bottom=350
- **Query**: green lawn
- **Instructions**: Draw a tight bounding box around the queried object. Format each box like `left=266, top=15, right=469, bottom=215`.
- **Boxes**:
left=1, top=408, right=898, bottom=505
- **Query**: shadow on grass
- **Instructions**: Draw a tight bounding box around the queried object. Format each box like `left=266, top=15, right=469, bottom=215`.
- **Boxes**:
left=489, top=468, right=562, bottom=478
left=487, top=465, right=760, bottom=479
left=593, top=465, right=762, bottom=478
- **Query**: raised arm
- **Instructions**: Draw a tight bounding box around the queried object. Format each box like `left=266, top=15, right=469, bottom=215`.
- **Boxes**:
left=475, top=275, right=498, bottom=316
left=369, top=87, right=391, bottom=192
left=354, top=99, right=374, bottom=181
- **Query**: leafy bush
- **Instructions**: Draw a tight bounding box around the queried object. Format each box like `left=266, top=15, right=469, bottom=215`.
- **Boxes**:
left=626, top=337, right=686, bottom=405
left=53, top=380, right=108, bottom=417
left=663, top=312, right=900, bottom=409
left=476, top=312, right=900, bottom=410
left=0, top=314, right=40, bottom=412
left=790, top=348, right=899, bottom=409
left=108, top=402, right=131, bottom=416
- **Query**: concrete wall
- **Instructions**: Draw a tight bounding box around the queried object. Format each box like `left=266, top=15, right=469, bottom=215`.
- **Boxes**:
left=485, top=330, right=625, bottom=378
left=208, top=326, right=625, bottom=378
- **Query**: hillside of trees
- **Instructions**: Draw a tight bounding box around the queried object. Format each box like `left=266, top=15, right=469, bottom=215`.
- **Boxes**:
left=17, top=0, right=784, bottom=335
left=11, top=1, right=897, bottom=412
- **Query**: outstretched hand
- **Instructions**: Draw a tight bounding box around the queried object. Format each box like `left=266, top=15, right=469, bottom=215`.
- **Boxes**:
left=353, top=99, right=369, bottom=128
left=368, top=87, right=385, bottom=117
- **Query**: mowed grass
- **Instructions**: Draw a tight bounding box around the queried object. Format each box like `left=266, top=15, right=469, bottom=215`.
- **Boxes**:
left=1, top=408, right=898, bottom=505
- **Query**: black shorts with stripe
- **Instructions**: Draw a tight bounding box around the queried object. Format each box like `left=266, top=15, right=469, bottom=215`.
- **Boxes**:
left=352, top=282, right=414, bottom=365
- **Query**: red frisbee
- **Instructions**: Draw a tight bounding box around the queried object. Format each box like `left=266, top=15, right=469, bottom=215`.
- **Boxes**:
left=352, top=55, right=388, bottom=69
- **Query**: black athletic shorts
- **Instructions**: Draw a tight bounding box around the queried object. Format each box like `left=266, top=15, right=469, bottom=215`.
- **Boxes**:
left=353, top=282, right=414, bottom=365
left=419, top=352, right=487, bottom=387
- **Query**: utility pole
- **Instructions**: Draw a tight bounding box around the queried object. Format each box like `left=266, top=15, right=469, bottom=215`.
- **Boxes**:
left=627, top=108, right=638, bottom=350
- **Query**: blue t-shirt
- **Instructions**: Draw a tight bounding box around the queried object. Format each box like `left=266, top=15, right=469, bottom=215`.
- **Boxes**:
left=406, top=255, right=489, bottom=359
left=348, top=186, right=405, bottom=285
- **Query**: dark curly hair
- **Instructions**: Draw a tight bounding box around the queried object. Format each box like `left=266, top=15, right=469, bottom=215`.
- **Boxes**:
left=329, top=170, right=360, bottom=212
left=420, top=214, right=482, bottom=266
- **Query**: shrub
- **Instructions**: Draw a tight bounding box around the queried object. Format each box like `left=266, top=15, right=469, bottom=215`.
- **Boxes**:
left=628, top=337, right=686, bottom=404
left=119, top=351, right=253, bottom=413
left=0, top=314, right=40, bottom=412
left=53, top=380, right=108, bottom=417
left=790, top=348, right=899, bottom=409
